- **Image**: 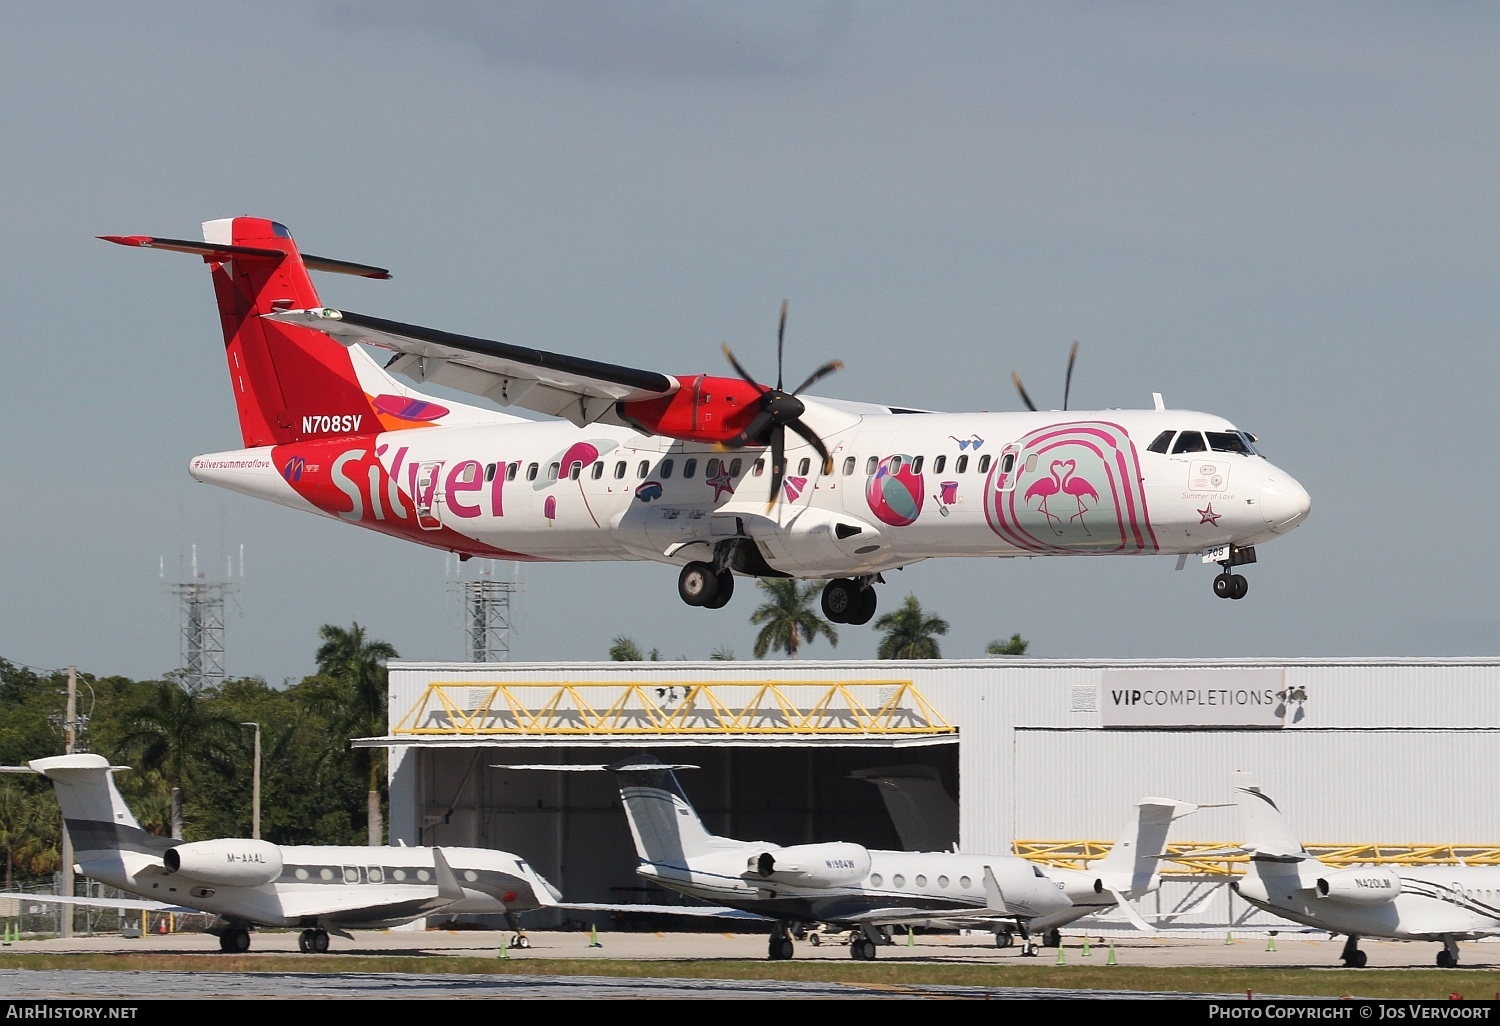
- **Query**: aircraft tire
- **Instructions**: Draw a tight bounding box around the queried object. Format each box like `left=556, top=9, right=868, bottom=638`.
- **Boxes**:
left=995, top=931, right=1014, bottom=949
left=1344, top=950, right=1367, bottom=968
left=678, top=562, right=718, bottom=607
left=1042, top=929, right=1061, bottom=948
left=311, top=929, right=329, bottom=953
left=705, top=570, right=734, bottom=609
left=847, top=588, right=878, bottom=626
left=222, top=927, right=251, bottom=953
left=1213, top=573, right=1234, bottom=599
left=821, top=579, right=858, bottom=623
left=297, top=930, right=310, bottom=953
left=768, top=936, right=794, bottom=960
left=1437, top=949, right=1458, bottom=968
left=1230, top=574, right=1248, bottom=600
left=851, top=938, right=877, bottom=960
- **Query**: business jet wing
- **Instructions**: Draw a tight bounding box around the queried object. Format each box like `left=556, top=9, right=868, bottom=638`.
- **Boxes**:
left=562, top=903, right=770, bottom=921
left=0, top=892, right=189, bottom=913
left=266, top=307, right=678, bottom=428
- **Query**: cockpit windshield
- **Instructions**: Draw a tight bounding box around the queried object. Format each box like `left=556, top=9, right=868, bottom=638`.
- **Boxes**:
left=1147, top=429, right=1263, bottom=457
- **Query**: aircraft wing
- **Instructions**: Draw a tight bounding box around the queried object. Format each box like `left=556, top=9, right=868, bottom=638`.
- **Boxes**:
left=560, top=903, right=769, bottom=921
left=266, top=307, right=679, bottom=427
left=274, top=885, right=462, bottom=923
left=0, top=892, right=189, bottom=913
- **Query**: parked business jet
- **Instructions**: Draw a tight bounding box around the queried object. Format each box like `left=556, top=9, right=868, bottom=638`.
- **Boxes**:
left=853, top=764, right=1199, bottom=945
left=1231, top=771, right=1500, bottom=968
left=7, top=755, right=559, bottom=952
left=103, top=218, right=1310, bottom=618
left=524, top=756, right=1193, bottom=959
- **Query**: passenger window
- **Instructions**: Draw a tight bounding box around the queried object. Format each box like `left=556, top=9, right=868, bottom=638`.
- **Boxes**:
left=614, top=461, right=626, bottom=479
left=660, top=459, right=674, bottom=479
left=1024, top=453, right=1037, bottom=472
left=637, top=460, right=649, bottom=479
left=797, top=457, right=810, bottom=476
left=753, top=459, right=765, bottom=476
left=843, top=457, right=856, bottom=476
left=591, top=462, right=604, bottom=480
left=955, top=454, right=969, bottom=474
left=866, top=456, right=878, bottom=474
left=1172, top=432, right=1207, bottom=454
left=730, top=458, right=742, bottom=475
left=506, top=462, right=518, bottom=481
left=1206, top=431, right=1252, bottom=455
left=567, top=462, right=581, bottom=481
left=912, top=456, right=924, bottom=475
left=484, top=463, right=496, bottom=482
left=978, top=454, right=992, bottom=473
left=706, top=458, right=720, bottom=477
left=1147, top=430, right=1175, bottom=454
left=890, top=456, right=904, bottom=473
left=683, top=458, right=697, bottom=479
left=933, top=455, right=945, bottom=473
left=1000, top=453, right=1015, bottom=473
left=526, top=463, right=539, bottom=481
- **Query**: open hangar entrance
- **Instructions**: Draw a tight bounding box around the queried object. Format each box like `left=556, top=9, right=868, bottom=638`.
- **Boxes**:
left=395, top=742, right=958, bottom=924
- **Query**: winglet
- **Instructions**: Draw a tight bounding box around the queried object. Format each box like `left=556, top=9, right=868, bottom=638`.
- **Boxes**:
left=982, top=865, right=1009, bottom=914
left=431, top=848, right=465, bottom=902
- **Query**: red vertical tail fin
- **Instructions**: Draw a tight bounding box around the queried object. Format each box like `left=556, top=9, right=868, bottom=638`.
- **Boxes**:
left=104, top=217, right=395, bottom=447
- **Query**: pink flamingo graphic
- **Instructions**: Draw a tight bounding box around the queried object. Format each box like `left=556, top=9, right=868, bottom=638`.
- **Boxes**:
left=1023, top=462, right=1065, bottom=533
left=1057, top=460, right=1099, bottom=535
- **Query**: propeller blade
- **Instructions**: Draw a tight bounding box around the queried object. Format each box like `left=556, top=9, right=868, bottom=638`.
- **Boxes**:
left=776, top=300, right=788, bottom=390
left=1063, top=340, right=1079, bottom=411
left=787, top=418, right=833, bottom=474
left=766, top=426, right=787, bottom=509
left=791, top=359, right=844, bottom=396
left=721, top=343, right=766, bottom=393
left=1012, top=371, right=1037, bottom=412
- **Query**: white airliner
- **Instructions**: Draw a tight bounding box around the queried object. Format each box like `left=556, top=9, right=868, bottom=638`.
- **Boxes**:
left=526, top=756, right=1195, bottom=960
left=7, top=755, right=559, bottom=953
left=1231, top=771, right=1500, bottom=968
left=103, top=218, right=1310, bottom=618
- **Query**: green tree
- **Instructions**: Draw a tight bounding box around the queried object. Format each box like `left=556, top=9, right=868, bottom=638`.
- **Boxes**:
left=874, top=595, right=949, bottom=660
left=709, top=645, right=735, bottom=661
left=750, top=579, right=838, bottom=659
left=986, top=633, right=1030, bottom=656
left=609, top=635, right=643, bottom=661
left=0, top=780, right=59, bottom=888
left=115, top=678, right=239, bottom=838
left=313, top=623, right=398, bottom=845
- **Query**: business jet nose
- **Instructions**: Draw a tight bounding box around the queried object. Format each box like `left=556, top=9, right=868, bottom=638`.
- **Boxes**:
left=1260, top=474, right=1311, bottom=534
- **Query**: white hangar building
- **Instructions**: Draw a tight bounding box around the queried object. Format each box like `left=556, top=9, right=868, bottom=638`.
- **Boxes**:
left=367, top=658, right=1500, bottom=931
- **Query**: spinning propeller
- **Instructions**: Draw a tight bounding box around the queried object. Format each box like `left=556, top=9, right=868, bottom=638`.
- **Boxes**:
left=1012, top=340, right=1080, bottom=412
left=721, top=300, right=843, bottom=507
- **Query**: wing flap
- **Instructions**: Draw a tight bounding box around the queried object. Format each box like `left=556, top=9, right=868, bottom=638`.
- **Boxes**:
left=268, top=308, right=678, bottom=425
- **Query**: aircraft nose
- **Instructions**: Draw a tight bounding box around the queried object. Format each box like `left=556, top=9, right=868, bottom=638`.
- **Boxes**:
left=1259, top=474, right=1311, bottom=534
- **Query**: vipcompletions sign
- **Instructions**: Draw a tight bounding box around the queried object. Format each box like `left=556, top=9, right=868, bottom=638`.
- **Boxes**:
left=1100, top=668, right=1286, bottom=728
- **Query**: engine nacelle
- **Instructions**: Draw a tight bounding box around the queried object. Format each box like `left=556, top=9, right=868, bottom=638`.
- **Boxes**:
left=748, top=842, right=871, bottom=888
left=163, top=839, right=283, bottom=887
left=617, top=375, right=766, bottom=444
left=1315, top=868, right=1401, bottom=906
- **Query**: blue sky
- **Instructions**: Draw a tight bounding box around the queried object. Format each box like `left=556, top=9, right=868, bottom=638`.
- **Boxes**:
left=2, top=3, right=1496, bottom=685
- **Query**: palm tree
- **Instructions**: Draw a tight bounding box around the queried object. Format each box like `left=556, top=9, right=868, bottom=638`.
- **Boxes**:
left=116, top=679, right=239, bottom=838
left=874, top=595, right=949, bottom=659
left=314, top=623, right=398, bottom=845
left=750, top=579, right=838, bottom=659
left=986, top=633, right=1030, bottom=656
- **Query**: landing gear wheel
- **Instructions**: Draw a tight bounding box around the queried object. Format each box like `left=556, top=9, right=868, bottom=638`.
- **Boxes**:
left=220, top=927, right=251, bottom=953
left=704, top=570, right=734, bottom=609
left=1437, top=949, right=1458, bottom=968
left=821, top=579, right=858, bottom=623
left=851, top=937, right=878, bottom=960
left=678, top=562, right=718, bottom=607
left=510, top=934, right=530, bottom=949
left=297, top=930, right=312, bottom=953
left=768, top=935, right=794, bottom=960
left=848, top=587, right=878, bottom=626
left=1230, top=574, right=1248, bottom=600
left=1042, top=929, right=1062, bottom=948
left=995, top=930, right=1014, bottom=949
left=1346, top=950, right=1367, bottom=968
left=1213, top=573, right=1234, bottom=599
left=310, top=929, right=329, bottom=954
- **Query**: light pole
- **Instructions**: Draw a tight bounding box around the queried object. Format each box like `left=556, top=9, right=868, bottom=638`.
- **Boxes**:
left=240, top=722, right=260, bottom=839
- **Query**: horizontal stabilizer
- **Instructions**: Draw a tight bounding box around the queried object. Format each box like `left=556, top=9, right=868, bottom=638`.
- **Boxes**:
left=0, top=892, right=187, bottom=913
left=98, top=235, right=392, bottom=279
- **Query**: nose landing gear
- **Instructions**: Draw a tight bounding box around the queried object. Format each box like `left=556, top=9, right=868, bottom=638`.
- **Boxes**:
left=1208, top=544, right=1256, bottom=600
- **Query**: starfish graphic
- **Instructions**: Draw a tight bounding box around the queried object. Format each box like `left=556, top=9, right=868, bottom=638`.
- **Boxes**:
left=1198, top=503, right=1222, bottom=526
left=706, top=465, right=735, bottom=501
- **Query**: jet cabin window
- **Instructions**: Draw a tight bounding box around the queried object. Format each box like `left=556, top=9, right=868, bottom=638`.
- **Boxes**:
left=1171, top=432, right=1207, bottom=454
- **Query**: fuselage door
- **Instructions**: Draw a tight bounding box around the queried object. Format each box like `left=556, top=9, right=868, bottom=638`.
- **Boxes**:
left=414, top=461, right=445, bottom=530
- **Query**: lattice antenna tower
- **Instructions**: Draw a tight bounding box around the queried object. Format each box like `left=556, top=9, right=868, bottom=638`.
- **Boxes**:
left=164, top=543, right=242, bottom=688
left=447, top=556, right=520, bottom=662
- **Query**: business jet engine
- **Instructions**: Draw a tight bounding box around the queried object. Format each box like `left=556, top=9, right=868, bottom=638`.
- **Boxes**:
left=1315, top=868, right=1402, bottom=906
left=748, top=843, right=872, bottom=888
left=162, top=839, right=284, bottom=887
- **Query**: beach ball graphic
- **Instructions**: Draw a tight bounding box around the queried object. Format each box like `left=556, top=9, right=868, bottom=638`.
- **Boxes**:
left=865, top=455, right=924, bottom=527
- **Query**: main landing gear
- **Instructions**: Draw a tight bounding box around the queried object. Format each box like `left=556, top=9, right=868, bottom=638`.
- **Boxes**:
left=767, top=922, right=795, bottom=960
left=1436, top=938, right=1461, bottom=968
left=1339, top=934, right=1367, bottom=968
left=217, top=925, right=252, bottom=953
left=849, top=925, right=884, bottom=960
left=678, top=562, right=735, bottom=609
left=821, top=577, right=878, bottom=625
left=297, top=928, right=330, bottom=953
